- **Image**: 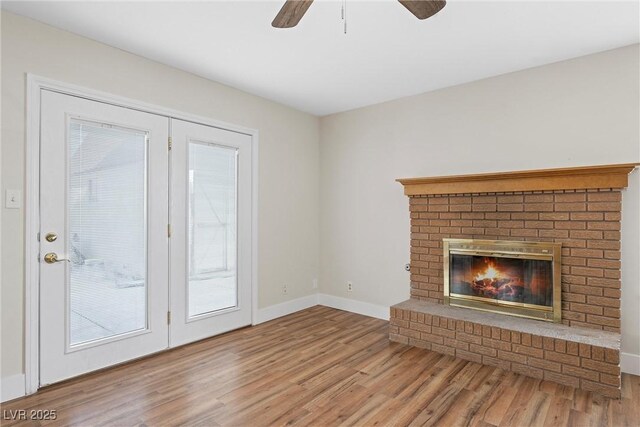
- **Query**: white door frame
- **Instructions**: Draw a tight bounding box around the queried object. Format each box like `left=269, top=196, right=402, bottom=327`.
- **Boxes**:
left=25, top=74, right=259, bottom=395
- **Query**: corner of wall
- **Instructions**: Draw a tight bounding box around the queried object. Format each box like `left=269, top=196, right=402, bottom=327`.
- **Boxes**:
left=318, top=293, right=389, bottom=320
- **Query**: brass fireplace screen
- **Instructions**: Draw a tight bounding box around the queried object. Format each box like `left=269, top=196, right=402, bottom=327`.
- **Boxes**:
left=443, top=239, right=561, bottom=322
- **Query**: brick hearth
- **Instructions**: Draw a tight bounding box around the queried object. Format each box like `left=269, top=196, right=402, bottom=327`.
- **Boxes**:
left=390, top=165, right=637, bottom=398
left=390, top=300, right=621, bottom=398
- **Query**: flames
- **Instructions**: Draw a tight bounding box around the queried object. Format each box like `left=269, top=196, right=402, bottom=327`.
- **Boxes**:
left=450, top=255, right=552, bottom=305
left=474, top=261, right=502, bottom=282
left=469, top=258, right=524, bottom=300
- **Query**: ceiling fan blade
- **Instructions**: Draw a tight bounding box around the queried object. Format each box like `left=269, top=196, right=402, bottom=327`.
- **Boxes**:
left=398, top=0, right=446, bottom=20
left=272, top=0, right=314, bottom=28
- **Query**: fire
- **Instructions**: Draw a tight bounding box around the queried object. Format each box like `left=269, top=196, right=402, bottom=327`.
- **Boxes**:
left=449, top=255, right=539, bottom=303
left=474, top=262, right=502, bottom=282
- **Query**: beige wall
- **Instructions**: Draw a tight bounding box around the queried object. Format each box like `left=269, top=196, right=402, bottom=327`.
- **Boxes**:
left=2, top=10, right=639, bottom=386
left=319, top=45, right=640, bottom=360
left=1, top=12, right=320, bottom=378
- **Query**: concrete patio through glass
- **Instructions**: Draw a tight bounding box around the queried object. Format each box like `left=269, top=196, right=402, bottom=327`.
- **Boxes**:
left=69, top=263, right=236, bottom=345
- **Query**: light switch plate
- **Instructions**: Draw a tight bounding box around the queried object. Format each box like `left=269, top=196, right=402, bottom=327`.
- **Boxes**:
left=5, top=190, right=21, bottom=209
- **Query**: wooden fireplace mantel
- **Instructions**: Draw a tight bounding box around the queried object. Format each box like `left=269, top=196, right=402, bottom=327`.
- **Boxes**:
left=397, top=163, right=639, bottom=196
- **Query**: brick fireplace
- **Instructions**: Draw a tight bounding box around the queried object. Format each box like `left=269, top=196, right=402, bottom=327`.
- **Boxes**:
left=389, top=164, right=637, bottom=398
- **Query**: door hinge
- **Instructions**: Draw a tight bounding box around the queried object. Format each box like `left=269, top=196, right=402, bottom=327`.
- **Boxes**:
left=168, top=136, right=172, bottom=151
left=167, top=224, right=172, bottom=238
left=167, top=311, right=171, bottom=325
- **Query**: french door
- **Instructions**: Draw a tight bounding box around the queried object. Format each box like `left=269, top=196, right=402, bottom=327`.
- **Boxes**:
left=169, top=120, right=252, bottom=347
left=39, top=90, right=252, bottom=386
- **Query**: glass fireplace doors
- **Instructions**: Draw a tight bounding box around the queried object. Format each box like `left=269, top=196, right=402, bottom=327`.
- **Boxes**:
left=443, top=239, right=561, bottom=322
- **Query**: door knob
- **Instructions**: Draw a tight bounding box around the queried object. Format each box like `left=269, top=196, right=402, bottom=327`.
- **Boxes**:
left=44, top=253, right=70, bottom=264
left=45, top=232, right=58, bottom=242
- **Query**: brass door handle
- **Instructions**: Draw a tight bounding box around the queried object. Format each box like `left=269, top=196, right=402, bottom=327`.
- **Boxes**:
left=44, top=253, right=70, bottom=264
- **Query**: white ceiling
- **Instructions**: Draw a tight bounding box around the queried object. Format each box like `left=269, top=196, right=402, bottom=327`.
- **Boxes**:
left=3, top=1, right=639, bottom=116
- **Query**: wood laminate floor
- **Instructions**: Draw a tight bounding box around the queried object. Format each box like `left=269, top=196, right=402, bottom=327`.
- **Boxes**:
left=2, top=306, right=639, bottom=426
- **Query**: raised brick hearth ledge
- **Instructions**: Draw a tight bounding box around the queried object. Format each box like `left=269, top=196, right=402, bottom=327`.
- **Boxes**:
left=393, top=299, right=619, bottom=348
left=390, top=300, right=622, bottom=398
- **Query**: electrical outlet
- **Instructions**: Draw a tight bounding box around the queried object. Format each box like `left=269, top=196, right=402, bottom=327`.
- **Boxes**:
left=312, top=279, right=318, bottom=289
left=282, top=284, right=288, bottom=294
left=347, top=281, right=353, bottom=292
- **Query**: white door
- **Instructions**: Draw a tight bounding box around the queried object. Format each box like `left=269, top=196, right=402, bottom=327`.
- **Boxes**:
left=169, top=119, right=252, bottom=346
left=39, top=90, right=170, bottom=385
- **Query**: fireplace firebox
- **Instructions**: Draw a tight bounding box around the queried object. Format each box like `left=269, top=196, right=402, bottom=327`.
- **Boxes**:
left=443, top=239, right=561, bottom=322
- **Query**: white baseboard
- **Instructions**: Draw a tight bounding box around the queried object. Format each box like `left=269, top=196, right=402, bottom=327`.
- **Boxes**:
left=1, top=374, right=26, bottom=402
left=254, top=294, right=319, bottom=324
left=254, top=293, right=390, bottom=324
left=621, top=352, right=640, bottom=375
left=318, top=293, right=389, bottom=320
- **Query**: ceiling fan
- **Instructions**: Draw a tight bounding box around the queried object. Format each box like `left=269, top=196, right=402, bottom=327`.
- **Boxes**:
left=272, top=0, right=446, bottom=28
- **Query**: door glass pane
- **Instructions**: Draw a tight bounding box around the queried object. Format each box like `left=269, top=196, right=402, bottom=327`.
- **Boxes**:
left=68, top=119, right=147, bottom=346
left=188, top=142, right=237, bottom=317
